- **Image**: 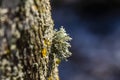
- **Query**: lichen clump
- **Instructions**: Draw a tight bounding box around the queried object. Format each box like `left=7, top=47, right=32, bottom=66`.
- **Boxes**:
left=52, top=27, right=72, bottom=60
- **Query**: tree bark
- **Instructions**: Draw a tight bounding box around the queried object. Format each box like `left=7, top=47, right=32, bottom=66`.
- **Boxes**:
left=0, top=0, right=71, bottom=80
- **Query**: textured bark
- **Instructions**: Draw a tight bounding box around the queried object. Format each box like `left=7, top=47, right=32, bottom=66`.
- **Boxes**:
left=0, top=0, right=71, bottom=80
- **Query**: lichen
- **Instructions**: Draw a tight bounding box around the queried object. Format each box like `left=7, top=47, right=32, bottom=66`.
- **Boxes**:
left=52, top=26, right=72, bottom=60
left=0, top=0, right=72, bottom=80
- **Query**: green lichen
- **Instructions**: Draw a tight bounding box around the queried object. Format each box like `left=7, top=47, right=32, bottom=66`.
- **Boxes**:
left=52, top=26, right=72, bottom=60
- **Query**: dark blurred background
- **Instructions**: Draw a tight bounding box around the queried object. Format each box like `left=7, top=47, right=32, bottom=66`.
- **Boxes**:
left=51, top=0, right=120, bottom=80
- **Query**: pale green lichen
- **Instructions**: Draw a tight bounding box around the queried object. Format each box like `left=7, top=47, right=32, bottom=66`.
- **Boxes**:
left=52, top=26, right=72, bottom=60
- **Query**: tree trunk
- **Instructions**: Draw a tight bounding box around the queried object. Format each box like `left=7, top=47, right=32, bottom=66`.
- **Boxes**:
left=0, top=0, right=71, bottom=80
